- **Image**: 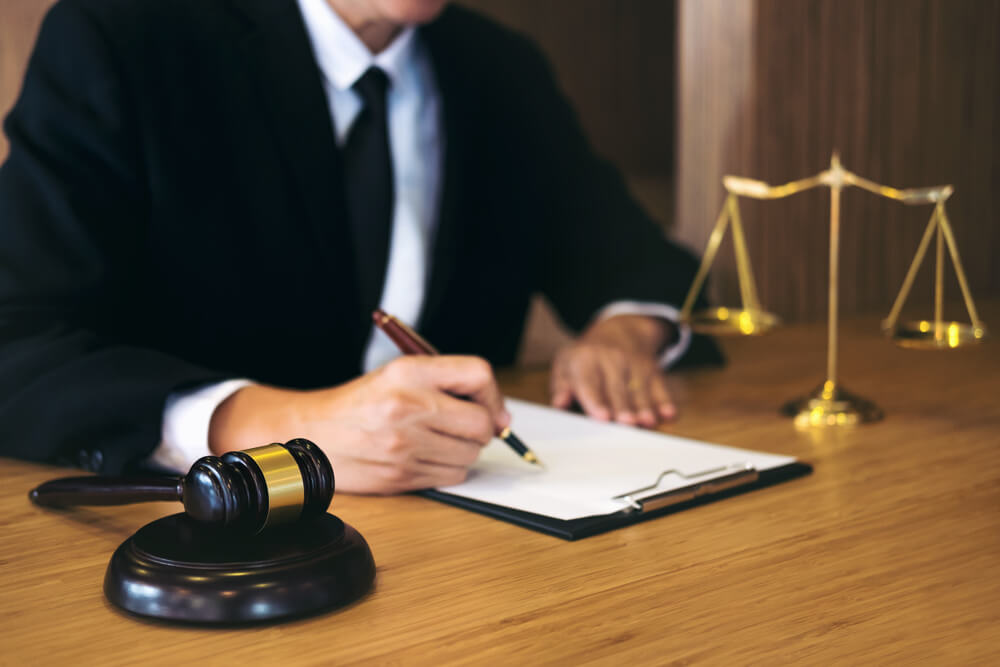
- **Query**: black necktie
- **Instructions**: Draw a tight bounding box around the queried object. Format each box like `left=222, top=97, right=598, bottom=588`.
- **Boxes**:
left=344, top=67, right=394, bottom=315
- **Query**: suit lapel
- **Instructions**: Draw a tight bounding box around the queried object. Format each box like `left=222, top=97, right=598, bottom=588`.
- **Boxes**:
left=418, top=16, right=469, bottom=331
left=228, top=0, right=367, bottom=353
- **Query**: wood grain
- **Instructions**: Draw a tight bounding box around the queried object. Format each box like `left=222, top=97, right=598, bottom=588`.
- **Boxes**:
left=3, top=304, right=999, bottom=664
left=677, top=0, right=1000, bottom=321
left=457, top=0, right=675, bottom=180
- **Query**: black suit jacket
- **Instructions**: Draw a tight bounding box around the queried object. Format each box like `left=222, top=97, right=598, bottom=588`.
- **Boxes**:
left=0, top=0, right=717, bottom=473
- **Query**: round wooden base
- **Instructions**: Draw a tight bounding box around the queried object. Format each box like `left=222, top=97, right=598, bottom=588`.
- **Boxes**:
left=104, top=513, right=375, bottom=625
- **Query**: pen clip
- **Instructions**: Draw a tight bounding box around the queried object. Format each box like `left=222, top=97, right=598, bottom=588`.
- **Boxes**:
left=612, top=463, right=759, bottom=513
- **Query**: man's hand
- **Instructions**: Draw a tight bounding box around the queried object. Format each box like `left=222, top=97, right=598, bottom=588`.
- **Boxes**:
left=208, top=356, right=509, bottom=494
left=550, top=314, right=676, bottom=428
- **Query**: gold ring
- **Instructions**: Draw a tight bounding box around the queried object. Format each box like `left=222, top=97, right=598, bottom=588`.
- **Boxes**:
left=627, top=377, right=642, bottom=391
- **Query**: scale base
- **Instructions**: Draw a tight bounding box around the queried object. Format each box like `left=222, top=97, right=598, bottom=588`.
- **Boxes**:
left=885, top=320, right=986, bottom=350
left=686, top=307, right=780, bottom=336
left=105, top=512, right=375, bottom=625
left=782, top=382, right=883, bottom=427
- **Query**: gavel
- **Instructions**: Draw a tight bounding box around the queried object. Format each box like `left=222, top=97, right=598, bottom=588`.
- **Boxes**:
left=29, top=439, right=334, bottom=534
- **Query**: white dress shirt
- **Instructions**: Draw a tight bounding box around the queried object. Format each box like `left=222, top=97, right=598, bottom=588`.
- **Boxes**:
left=150, top=0, right=690, bottom=473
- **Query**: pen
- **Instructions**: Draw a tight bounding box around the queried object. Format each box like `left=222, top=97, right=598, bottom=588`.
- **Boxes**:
left=372, top=308, right=543, bottom=467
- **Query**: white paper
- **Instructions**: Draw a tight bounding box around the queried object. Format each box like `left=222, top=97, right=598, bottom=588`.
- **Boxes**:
left=437, top=399, right=798, bottom=520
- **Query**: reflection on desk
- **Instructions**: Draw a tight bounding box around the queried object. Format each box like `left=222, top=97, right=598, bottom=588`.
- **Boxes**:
left=2, top=305, right=999, bottom=664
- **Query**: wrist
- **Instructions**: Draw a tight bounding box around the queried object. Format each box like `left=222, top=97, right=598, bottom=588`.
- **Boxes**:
left=583, top=314, right=674, bottom=358
left=208, top=385, right=304, bottom=455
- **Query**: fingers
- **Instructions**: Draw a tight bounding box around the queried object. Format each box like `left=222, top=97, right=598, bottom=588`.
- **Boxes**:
left=647, top=370, right=676, bottom=421
left=384, top=355, right=509, bottom=431
left=551, top=349, right=612, bottom=420
left=388, top=460, right=470, bottom=491
left=599, top=353, right=636, bottom=425
left=423, top=393, right=499, bottom=445
left=626, top=363, right=676, bottom=426
left=368, top=422, right=484, bottom=468
left=569, top=359, right=612, bottom=421
left=328, top=456, right=471, bottom=495
left=549, top=345, right=675, bottom=427
left=335, top=418, right=483, bottom=493
left=367, top=421, right=485, bottom=492
left=550, top=368, right=573, bottom=410
left=380, top=458, right=471, bottom=492
left=627, top=369, right=657, bottom=428
left=551, top=348, right=606, bottom=420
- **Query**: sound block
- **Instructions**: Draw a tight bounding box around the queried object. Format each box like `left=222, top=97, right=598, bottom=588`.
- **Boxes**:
left=104, top=512, right=375, bottom=625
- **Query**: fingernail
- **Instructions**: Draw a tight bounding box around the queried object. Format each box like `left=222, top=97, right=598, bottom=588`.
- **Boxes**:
left=659, top=403, right=676, bottom=419
left=637, top=409, right=656, bottom=425
left=501, top=409, right=512, bottom=426
left=593, top=408, right=611, bottom=421
left=616, top=411, right=636, bottom=425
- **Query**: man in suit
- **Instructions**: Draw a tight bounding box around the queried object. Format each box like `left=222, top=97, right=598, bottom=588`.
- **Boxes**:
left=0, top=0, right=716, bottom=493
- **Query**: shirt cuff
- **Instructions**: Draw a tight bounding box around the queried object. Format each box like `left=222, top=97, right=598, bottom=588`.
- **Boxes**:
left=593, top=301, right=693, bottom=368
left=149, top=378, right=255, bottom=473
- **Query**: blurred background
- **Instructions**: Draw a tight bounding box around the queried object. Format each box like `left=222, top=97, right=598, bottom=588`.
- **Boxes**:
left=3, top=0, right=998, bottom=360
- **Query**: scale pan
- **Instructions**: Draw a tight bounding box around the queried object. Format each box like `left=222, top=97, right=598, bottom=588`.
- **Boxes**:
left=887, top=320, right=986, bottom=350
left=686, top=307, right=779, bottom=336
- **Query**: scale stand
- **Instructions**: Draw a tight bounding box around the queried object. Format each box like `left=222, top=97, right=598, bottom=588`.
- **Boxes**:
left=679, top=152, right=986, bottom=427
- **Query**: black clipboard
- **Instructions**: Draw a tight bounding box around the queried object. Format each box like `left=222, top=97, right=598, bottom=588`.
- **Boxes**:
left=419, top=461, right=812, bottom=540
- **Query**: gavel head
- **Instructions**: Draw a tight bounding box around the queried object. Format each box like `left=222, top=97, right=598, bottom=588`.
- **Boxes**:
left=182, top=439, right=334, bottom=533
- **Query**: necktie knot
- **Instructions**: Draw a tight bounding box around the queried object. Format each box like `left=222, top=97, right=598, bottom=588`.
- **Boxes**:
left=353, top=67, right=390, bottom=115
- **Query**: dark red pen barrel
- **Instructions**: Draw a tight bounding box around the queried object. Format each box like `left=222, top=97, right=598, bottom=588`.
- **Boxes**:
left=372, top=309, right=437, bottom=355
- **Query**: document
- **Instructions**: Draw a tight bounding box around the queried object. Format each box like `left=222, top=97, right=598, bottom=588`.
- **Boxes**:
left=438, top=399, right=798, bottom=521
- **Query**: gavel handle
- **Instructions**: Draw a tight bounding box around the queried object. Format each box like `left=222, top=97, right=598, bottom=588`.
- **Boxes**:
left=29, top=476, right=183, bottom=507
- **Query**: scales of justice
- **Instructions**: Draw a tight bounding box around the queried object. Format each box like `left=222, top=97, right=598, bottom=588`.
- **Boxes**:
left=679, top=153, right=987, bottom=427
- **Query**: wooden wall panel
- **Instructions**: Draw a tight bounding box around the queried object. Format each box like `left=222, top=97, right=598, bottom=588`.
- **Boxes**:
left=457, top=0, right=675, bottom=180
left=674, top=0, right=757, bottom=318
left=678, top=0, right=1000, bottom=322
left=0, top=0, right=57, bottom=160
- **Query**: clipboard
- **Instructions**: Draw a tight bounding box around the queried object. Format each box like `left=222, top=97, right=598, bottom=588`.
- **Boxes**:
left=421, top=461, right=811, bottom=540
left=417, top=400, right=813, bottom=540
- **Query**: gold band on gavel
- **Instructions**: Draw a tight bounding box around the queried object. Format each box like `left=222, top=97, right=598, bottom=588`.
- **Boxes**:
left=245, top=444, right=305, bottom=530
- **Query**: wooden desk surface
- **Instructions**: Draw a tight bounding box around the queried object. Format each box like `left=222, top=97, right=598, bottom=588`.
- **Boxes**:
left=2, top=307, right=999, bottom=665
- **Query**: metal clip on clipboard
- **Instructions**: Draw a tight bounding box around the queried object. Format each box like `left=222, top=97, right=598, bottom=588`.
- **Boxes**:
left=612, top=463, right=759, bottom=513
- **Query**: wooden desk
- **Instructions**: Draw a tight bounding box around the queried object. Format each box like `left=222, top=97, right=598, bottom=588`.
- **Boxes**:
left=3, top=308, right=999, bottom=664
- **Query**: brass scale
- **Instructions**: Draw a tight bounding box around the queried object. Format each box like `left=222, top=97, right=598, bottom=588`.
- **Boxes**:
left=679, top=153, right=986, bottom=427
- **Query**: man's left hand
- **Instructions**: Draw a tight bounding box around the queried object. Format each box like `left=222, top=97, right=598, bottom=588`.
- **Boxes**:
left=550, top=314, right=676, bottom=428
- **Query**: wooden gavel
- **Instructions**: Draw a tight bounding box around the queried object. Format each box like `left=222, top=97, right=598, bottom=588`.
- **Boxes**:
left=29, top=439, right=334, bottom=534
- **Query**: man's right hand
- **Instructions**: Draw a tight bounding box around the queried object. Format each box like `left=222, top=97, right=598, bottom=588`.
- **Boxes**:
left=208, top=356, right=510, bottom=494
